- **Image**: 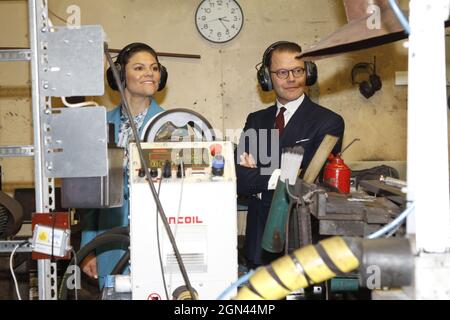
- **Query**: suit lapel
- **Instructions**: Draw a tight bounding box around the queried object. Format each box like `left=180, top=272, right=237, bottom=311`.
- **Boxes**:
left=280, top=96, right=313, bottom=147
left=261, top=105, right=277, bottom=130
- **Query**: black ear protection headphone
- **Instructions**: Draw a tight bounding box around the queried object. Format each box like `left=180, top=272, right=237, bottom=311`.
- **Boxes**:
left=351, top=62, right=382, bottom=99
left=256, top=41, right=318, bottom=92
left=106, top=42, right=168, bottom=92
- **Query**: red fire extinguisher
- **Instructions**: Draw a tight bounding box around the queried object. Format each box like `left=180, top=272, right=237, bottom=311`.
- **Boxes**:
left=323, top=138, right=359, bottom=194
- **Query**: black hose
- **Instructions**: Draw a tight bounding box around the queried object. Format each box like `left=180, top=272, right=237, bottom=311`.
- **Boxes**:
left=99, top=226, right=129, bottom=236
left=59, top=233, right=129, bottom=300
left=110, top=249, right=130, bottom=275
left=77, top=225, right=130, bottom=276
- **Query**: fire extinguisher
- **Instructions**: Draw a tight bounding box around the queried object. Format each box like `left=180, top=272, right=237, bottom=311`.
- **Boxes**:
left=323, top=138, right=359, bottom=194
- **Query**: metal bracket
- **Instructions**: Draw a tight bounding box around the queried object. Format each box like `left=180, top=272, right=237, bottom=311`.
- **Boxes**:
left=44, top=107, right=108, bottom=178
left=39, top=25, right=104, bottom=97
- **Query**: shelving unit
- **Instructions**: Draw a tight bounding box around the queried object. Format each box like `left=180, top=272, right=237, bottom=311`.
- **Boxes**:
left=1, top=0, right=60, bottom=300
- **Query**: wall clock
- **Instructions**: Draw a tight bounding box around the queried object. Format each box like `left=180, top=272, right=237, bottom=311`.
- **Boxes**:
left=195, top=0, right=244, bottom=43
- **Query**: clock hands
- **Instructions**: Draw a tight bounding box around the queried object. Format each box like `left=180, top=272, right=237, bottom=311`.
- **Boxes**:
left=207, top=16, right=230, bottom=32
left=217, top=17, right=229, bottom=32
left=207, top=16, right=227, bottom=22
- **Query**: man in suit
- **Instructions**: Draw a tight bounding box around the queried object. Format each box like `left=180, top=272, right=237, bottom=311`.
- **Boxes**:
left=236, top=41, right=345, bottom=267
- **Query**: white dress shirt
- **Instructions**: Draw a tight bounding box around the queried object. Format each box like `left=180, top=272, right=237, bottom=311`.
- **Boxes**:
left=267, top=94, right=305, bottom=190
left=275, top=93, right=305, bottom=127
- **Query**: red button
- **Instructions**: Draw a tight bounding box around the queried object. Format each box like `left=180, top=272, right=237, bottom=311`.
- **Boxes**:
left=210, top=144, right=222, bottom=156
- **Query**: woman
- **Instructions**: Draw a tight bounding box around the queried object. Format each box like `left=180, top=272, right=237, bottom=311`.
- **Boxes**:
left=80, top=42, right=167, bottom=288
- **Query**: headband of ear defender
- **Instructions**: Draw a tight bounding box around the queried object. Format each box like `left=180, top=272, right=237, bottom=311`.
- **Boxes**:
left=106, top=42, right=168, bottom=92
left=256, top=41, right=318, bottom=92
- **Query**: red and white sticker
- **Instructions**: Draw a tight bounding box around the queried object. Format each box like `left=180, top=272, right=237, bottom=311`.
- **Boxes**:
left=147, top=293, right=161, bottom=300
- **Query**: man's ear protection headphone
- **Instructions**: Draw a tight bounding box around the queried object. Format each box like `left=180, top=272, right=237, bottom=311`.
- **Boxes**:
left=106, top=42, right=168, bottom=92
left=256, top=41, right=318, bottom=92
left=351, top=62, right=382, bottom=99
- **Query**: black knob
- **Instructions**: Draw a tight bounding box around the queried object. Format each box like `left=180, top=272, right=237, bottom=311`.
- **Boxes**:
left=138, top=168, right=145, bottom=177
left=150, top=168, right=158, bottom=178
left=177, top=163, right=186, bottom=178
left=162, top=160, right=172, bottom=178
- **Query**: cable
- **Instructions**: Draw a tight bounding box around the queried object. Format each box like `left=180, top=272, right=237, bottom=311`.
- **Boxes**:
left=175, top=160, right=185, bottom=236
left=285, top=180, right=308, bottom=254
left=110, top=250, right=130, bottom=275
left=70, top=247, right=78, bottom=300
left=284, top=200, right=297, bottom=255
left=98, top=226, right=129, bottom=236
left=173, top=160, right=185, bottom=240
left=48, top=8, right=68, bottom=25
left=168, top=160, right=185, bottom=295
left=302, top=189, right=324, bottom=203
left=284, top=180, right=301, bottom=255
left=107, top=228, right=132, bottom=277
left=217, top=269, right=255, bottom=300
left=367, top=204, right=414, bottom=239
left=388, top=0, right=410, bottom=35
left=61, top=97, right=99, bottom=108
left=285, top=179, right=300, bottom=203
left=9, top=244, right=22, bottom=300
left=155, top=178, right=169, bottom=300
left=104, top=42, right=196, bottom=300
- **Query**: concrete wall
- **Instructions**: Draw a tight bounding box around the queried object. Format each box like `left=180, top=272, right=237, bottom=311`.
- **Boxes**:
left=0, top=0, right=436, bottom=191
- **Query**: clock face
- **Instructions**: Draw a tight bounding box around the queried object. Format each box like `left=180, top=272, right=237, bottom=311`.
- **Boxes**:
left=195, top=0, right=244, bottom=43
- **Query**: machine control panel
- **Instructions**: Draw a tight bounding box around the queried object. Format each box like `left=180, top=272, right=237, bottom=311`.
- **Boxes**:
left=129, top=141, right=235, bottom=183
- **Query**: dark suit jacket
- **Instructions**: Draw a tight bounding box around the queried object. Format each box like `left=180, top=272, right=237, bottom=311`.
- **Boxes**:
left=236, top=95, right=344, bottom=265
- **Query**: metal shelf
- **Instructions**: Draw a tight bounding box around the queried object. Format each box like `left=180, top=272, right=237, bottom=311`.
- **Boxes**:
left=0, top=241, right=32, bottom=253
left=0, top=146, right=34, bottom=158
left=0, top=49, right=31, bottom=62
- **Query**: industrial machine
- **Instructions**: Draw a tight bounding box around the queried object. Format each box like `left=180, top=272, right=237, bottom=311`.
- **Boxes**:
left=2, top=0, right=450, bottom=301
left=128, top=140, right=237, bottom=300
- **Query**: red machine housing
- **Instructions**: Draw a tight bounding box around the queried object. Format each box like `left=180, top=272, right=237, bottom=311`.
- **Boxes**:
left=324, top=154, right=351, bottom=193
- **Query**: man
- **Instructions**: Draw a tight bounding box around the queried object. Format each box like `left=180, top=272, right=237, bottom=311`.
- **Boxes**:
left=236, top=41, right=345, bottom=267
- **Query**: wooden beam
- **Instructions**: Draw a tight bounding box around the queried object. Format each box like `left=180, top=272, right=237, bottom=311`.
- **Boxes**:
left=303, top=134, right=339, bottom=184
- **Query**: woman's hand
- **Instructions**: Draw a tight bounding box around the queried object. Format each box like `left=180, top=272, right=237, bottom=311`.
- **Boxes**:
left=81, top=252, right=98, bottom=279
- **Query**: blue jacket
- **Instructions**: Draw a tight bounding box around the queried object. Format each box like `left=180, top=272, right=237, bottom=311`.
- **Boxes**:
left=80, top=100, right=164, bottom=288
